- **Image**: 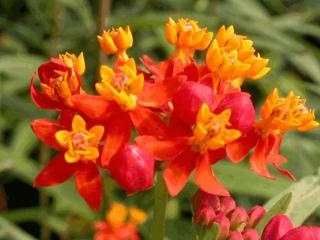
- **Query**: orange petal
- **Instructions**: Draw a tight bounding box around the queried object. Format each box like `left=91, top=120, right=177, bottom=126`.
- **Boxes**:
left=135, top=136, right=189, bottom=161
left=130, top=106, right=169, bottom=137
left=163, top=149, right=197, bottom=197
left=74, top=161, right=102, bottom=210
left=194, top=153, right=229, bottom=196
left=72, top=115, right=86, bottom=132
left=33, top=153, right=75, bottom=187
left=101, top=113, right=132, bottom=167
left=137, top=75, right=187, bottom=108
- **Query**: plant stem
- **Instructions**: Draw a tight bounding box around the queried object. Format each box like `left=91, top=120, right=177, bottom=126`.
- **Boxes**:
left=150, top=170, right=168, bottom=240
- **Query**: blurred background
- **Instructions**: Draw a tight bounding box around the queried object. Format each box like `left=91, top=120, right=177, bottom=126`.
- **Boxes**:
left=0, top=0, right=320, bottom=239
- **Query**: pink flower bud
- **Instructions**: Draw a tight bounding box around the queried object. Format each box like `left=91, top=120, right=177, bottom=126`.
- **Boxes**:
left=192, top=190, right=220, bottom=213
left=193, top=204, right=216, bottom=227
left=247, top=206, right=266, bottom=228
left=261, top=214, right=294, bottom=240
left=214, top=213, right=230, bottom=239
left=229, top=207, right=248, bottom=232
left=220, top=196, right=236, bottom=215
left=243, top=229, right=259, bottom=240
left=172, top=81, right=215, bottom=124
left=108, top=144, right=155, bottom=194
left=229, top=231, right=244, bottom=240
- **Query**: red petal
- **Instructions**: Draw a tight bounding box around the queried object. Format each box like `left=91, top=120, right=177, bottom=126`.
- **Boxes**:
left=249, top=137, right=275, bottom=179
left=29, top=73, right=62, bottom=110
left=130, top=106, right=169, bottom=137
left=33, top=153, right=75, bottom=187
left=135, top=136, right=189, bottom=161
left=207, top=148, right=227, bottom=164
left=214, top=92, right=255, bottom=133
left=31, top=119, right=65, bottom=151
left=101, top=112, right=132, bottom=167
left=71, top=94, right=119, bottom=121
left=226, top=129, right=258, bottom=163
left=163, top=149, right=197, bottom=197
left=261, top=214, right=294, bottom=240
left=74, top=161, right=102, bottom=210
left=138, top=75, right=186, bottom=108
left=194, top=153, right=229, bottom=196
left=280, top=226, right=320, bottom=240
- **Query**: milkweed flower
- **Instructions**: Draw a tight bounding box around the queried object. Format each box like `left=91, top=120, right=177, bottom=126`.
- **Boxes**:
left=32, top=113, right=104, bottom=210
left=98, top=26, right=133, bottom=61
left=192, top=190, right=264, bottom=240
left=165, top=17, right=213, bottom=60
left=30, top=52, right=85, bottom=109
left=206, top=25, right=270, bottom=89
left=262, top=214, right=320, bottom=240
left=93, top=202, right=147, bottom=240
left=227, top=88, right=319, bottom=179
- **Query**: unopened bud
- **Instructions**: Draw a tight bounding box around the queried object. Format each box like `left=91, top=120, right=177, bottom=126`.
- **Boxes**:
left=229, top=231, right=244, bottom=240
left=220, top=196, right=236, bottom=215
left=214, top=213, right=230, bottom=239
left=242, top=229, right=259, bottom=240
left=193, top=204, right=216, bottom=227
left=230, top=207, right=248, bottom=232
left=247, top=206, right=266, bottom=228
left=192, top=190, right=220, bottom=212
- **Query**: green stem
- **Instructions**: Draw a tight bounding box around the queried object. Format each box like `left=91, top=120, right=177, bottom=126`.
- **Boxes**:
left=150, top=170, right=168, bottom=240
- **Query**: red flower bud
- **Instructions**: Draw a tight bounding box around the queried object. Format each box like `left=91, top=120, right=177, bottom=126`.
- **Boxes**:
left=229, top=207, right=248, bottom=232
left=247, top=205, right=266, bottom=228
left=108, top=144, right=155, bottom=194
left=192, top=190, right=220, bottom=213
left=229, top=231, right=244, bottom=240
left=193, top=204, right=217, bottom=227
left=214, top=213, right=230, bottom=239
left=261, top=214, right=293, bottom=240
left=243, top=229, right=259, bottom=240
left=214, top=92, right=255, bottom=133
left=172, top=81, right=215, bottom=124
left=280, top=226, right=320, bottom=240
left=220, top=196, right=236, bottom=215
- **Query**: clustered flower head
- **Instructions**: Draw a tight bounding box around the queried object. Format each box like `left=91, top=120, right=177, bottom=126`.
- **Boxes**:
left=93, top=202, right=147, bottom=240
left=30, top=17, right=318, bottom=215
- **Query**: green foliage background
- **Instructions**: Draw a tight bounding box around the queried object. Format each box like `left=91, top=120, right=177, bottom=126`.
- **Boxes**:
left=0, top=0, right=320, bottom=239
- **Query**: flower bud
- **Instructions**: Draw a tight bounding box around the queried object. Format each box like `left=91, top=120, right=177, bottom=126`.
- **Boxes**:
left=193, top=204, right=216, bottom=227
left=243, top=229, right=259, bottom=240
left=192, top=190, right=220, bottom=212
left=172, top=81, right=215, bottom=124
left=220, top=196, right=236, bottom=215
left=229, top=231, right=244, bottom=240
left=229, top=207, right=248, bottom=232
left=247, top=206, right=266, bottom=228
left=261, top=214, right=293, bottom=240
left=214, top=213, right=230, bottom=239
left=108, top=144, right=155, bottom=194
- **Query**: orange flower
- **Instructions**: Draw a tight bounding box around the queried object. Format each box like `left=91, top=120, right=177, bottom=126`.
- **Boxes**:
left=31, top=52, right=85, bottom=109
left=255, top=88, right=319, bottom=136
left=98, top=26, right=133, bottom=61
left=165, top=17, right=213, bottom=60
left=206, top=25, right=270, bottom=88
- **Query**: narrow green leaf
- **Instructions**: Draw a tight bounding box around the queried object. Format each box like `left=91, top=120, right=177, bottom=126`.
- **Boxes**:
left=256, top=192, right=292, bottom=234
left=198, top=224, right=220, bottom=240
left=0, top=216, right=36, bottom=240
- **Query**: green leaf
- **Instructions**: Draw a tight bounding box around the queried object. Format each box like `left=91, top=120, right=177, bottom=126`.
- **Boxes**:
left=256, top=192, right=292, bottom=234
left=0, top=216, right=36, bottom=240
left=263, top=173, right=320, bottom=226
left=198, top=224, right=220, bottom=240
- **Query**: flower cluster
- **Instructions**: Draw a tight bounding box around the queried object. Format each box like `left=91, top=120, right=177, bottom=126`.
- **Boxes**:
left=30, top=17, right=319, bottom=210
left=192, top=190, right=265, bottom=239
left=93, top=202, right=147, bottom=240
left=192, top=190, right=320, bottom=240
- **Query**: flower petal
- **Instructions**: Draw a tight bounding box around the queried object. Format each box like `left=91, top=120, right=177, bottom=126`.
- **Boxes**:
left=33, top=153, right=75, bottom=187
left=135, top=136, right=189, bottom=161
left=130, top=106, right=169, bottom=137
left=31, top=119, right=65, bottom=151
left=71, top=94, right=119, bottom=120
left=261, top=214, right=294, bottom=240
left=194, top=153, right=229, bottom=196
left=207, top=148, right=226, bottom=164
left=137, top=75, right=186, bottom=108
left=101, top=112, right=132, bottom=167
left=163, top=149, right=197, bottom=197
left=280, top=226, right=320, bottom=240
left=74, top=161, right=102, bottom=210
left=226, top=129, right=258, bottom=163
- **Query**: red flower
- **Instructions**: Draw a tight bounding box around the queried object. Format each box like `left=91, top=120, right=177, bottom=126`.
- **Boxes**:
left=262, top=214, right=320, bottom=240
left=108, top=144, right=155, bottom=194
left=32, top=113, right=104, bottom=210
left=30, top=52, right=85, bottom=110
